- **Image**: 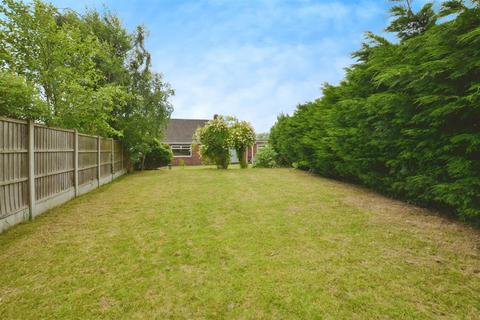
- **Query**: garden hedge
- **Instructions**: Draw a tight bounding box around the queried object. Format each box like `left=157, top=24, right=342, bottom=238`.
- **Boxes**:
left=270, top=3, right=480, bottom=219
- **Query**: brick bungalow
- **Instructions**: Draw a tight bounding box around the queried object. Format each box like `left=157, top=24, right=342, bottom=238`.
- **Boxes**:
left=164, top=118, right=208, bottom=166
left=164, top=118, right=267, bottom=166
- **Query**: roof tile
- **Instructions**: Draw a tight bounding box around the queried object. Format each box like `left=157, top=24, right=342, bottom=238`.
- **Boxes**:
left=164, top=118, right=209, bottom=144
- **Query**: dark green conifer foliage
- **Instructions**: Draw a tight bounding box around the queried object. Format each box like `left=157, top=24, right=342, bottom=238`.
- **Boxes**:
left=270, top=1, right=480, bottom=219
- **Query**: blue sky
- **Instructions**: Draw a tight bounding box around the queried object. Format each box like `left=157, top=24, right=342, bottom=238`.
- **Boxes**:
left=46, top=0, right=421, bottom=132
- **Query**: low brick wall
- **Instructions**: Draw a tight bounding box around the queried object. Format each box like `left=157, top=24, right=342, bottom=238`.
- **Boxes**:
left=171, top=145, right=203, bottom=165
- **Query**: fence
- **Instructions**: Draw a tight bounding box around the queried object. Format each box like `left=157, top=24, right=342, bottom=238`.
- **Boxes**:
left=0, top=116, right=126, bottom=233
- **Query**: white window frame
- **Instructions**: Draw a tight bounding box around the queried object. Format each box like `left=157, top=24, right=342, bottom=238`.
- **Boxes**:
left=171, top=144, right=192, bottom=157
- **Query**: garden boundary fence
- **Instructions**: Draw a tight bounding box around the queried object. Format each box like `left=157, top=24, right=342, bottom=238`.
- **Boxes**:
left=0, top=116, right=126, bottom=233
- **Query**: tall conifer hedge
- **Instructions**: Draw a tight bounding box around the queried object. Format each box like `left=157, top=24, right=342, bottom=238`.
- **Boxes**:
left=270, top=1, right=480, bottom=219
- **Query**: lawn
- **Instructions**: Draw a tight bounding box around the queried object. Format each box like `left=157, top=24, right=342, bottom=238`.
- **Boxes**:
left=0, top=167, right=479, bottom=319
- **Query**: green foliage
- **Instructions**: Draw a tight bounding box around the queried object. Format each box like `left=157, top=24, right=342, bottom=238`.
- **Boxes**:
left=252, top=145, right=278, bottom=168
left=0, top=0, right=117, bottom=134
left=195, top=116, right=231, bottom=169
left=270, top=1, right=480, bottom=219
left=0, top=0, right=173, bottom=163
left=141, top=141, right=173, bottom=170
left=229, top=120, right=256, bottom=168
left=195, top=116, right=256, bottom=169
left=0, top=70, right=48, bottom=120
left=386, top=0, right=437, bottom=40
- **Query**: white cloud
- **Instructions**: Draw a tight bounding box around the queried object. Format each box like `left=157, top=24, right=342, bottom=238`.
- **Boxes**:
left=154, top=39, right=353, bottom=132
left=151, top=1, right=388, bottom=132
left=48, top=0, right=388, bottom=132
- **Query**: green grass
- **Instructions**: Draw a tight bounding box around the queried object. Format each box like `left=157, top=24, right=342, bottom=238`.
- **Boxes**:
left=0, top=167, right=479, bottom=319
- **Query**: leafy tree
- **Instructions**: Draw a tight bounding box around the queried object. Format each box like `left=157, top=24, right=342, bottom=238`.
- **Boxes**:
left=120, top=26, right=173, bottom=170
left=0, top=70, right=48, bottom=120
left=0, top=0, right=173, bottom=168
left=194, top=116, right=231, bottom=169
left=229, top=119, right=256, bottom=168
left=0, top=0, right=119, bottom=135
left=81, top=9, right=132, bottom=87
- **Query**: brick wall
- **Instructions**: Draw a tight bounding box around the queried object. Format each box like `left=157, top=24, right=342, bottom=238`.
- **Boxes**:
left=171, top=142, right=268, bottom=166
left=171, top=144, right=203, bottom=166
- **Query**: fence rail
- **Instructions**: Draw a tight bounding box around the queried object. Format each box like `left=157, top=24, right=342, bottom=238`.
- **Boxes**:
left=0, top=116, right=126, bottom=233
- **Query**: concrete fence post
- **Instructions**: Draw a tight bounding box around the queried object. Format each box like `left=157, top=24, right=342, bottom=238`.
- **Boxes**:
left=111, top=138, right=114, bottom=176
left=97, top=136, right=101, bottom=187
left=121, top=144, right=124, bottom=172
left=74, top=130, right=79, bottom=197
left=0, top=117, right=128, bottom=233
left=28, top=120, right=35, bottom=220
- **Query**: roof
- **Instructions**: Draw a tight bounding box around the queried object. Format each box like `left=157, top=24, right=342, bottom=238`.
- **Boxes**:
left=164, top=118, right=209, bottom=144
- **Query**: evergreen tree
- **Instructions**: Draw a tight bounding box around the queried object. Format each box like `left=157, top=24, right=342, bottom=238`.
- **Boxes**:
left=270, top=0, right=480, bottom=219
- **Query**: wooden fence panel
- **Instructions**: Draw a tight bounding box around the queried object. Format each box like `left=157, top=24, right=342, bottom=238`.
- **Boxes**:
left=113, top=140, right=123, bottom=173
left=78, top=134, right=98, bottom=186
left=100, top=138, right=112, bottom=178
left=34, top=126, right=75, bottom=201
left=0, top=118, right=29, bottom=219
left=0, top=117, right=126, bottom=233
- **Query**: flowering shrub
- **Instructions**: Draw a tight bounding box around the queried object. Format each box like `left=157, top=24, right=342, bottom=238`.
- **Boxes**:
left=194, top=116, right=256, bottom=169
left=194, top=116, right=231, bottom=169
left=229, top=120, right=256, bottom=168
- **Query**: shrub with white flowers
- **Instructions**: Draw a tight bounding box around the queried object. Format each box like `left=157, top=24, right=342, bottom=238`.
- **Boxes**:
left=228, top=120, right=256, bottom=168
left=194, top=115, right=256, bottom=169
left=194, top=116, right=231, bottom=169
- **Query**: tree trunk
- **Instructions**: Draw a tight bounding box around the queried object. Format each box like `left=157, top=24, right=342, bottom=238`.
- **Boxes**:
left=237, top=147, right=247, bottom=168
left=221, top=155, right=229, bottom=169
left=217, top=153, right=229, bottom=169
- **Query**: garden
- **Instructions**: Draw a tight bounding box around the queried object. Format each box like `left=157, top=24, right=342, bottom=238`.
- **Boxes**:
left=1, top=0, right=480, bottom=318
left=0, top=167, right=478, bottom=318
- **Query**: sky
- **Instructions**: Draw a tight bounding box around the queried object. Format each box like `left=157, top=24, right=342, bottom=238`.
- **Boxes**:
left=45, top=0, right=418, bottom=132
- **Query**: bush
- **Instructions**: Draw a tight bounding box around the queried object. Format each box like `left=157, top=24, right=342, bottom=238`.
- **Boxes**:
left=195, top=116, right=231, bottom=169
left=143, top=142, right=173, bottom=169
left=229, top=120, right=256, bottom=168
left=253, top=146, right=278, bottom=168
left=0, top=71, right=48, bottom=120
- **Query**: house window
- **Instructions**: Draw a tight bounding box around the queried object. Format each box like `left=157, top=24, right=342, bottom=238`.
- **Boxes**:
left=171, top=144, right=192, bottom=157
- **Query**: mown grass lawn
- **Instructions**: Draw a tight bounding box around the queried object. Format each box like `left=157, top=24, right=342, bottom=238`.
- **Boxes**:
left=0, top=167, right=479, bottom=319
